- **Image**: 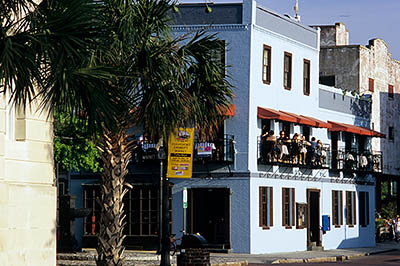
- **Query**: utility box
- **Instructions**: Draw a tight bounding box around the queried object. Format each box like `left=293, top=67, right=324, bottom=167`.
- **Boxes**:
left=322, top=215, right=331, bottom=232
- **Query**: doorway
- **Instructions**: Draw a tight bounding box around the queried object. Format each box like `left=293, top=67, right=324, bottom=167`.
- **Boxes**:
left=307, top=189, right=321, bottom=249
left=187, top=188, right=231, bottom=249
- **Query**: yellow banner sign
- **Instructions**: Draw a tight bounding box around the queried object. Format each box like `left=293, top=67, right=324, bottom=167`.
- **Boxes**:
left=167, top=128, right=194, bottom=178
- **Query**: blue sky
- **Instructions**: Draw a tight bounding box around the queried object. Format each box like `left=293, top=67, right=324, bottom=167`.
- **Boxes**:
left=179, top=0, right=400, bottom=59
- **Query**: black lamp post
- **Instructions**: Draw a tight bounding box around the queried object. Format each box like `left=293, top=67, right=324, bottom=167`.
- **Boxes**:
left=158, top=146, right=170, bottom=266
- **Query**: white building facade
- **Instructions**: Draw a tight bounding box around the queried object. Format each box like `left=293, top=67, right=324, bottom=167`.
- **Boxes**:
left=0, top=94, right=56, bottom=265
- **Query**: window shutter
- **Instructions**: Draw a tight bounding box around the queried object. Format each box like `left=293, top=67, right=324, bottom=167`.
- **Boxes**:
left=353, top=192, right=357, bottom=225
left=366, top=192, right=369, bottom=225
left=259, top=187, right=263, bottom=227
left=332, top=191, right=335, bottom=225
left=340, top=191, right=343, bottom=225
left=346, top=191, right=349, bottom=225
left=270, top=187, right=274, bottom=227
left=282, top=188, right=285, bottom=226
left=369, top=78, right=374, bottom=92
left=291, top=188, right=295, bottom=226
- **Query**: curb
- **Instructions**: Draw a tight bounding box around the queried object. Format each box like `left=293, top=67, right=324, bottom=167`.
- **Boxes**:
left=211, top=262, right=248, bottom=266
left=271, top=248, right=399, bottom=264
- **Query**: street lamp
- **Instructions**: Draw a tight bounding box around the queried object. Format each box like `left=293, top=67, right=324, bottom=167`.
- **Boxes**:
left=157, top=145, right=170, bottom=266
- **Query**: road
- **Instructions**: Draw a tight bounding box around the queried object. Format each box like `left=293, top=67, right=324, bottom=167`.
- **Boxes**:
left=249, top=250, right=400, bottom=266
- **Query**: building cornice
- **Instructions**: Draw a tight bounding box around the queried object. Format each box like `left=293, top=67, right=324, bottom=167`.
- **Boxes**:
left=171, top=24, right=250, bottom=32
left=253, top=24, right=319, bottom=52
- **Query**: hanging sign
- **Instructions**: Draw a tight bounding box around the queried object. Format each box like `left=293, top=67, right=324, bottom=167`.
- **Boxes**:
left=183, top=187, right=188, bottom=209
left=167, top=128, right=195, bottom=178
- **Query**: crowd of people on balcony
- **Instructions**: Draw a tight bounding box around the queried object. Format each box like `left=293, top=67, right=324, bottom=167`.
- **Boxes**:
left=260, top=129, right=327, bottom=167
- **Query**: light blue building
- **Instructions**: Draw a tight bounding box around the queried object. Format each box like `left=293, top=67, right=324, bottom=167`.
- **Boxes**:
left=168, top=1, right=382, bottom=254
left=68, top=0, right=384, bottom=254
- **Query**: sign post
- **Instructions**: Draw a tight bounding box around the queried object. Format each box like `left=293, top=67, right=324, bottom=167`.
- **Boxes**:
left=183, top=187, right=187, bottom=234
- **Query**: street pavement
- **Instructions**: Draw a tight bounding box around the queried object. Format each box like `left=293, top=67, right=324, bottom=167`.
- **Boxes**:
left=57, top=241, right=400, bottom=266
left=248, top=249, right=400, bottom=265
left=208, top=241, right=400, bottom=265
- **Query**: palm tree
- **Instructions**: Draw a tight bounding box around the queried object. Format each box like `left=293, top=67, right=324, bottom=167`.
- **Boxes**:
left=93, top=2, right=232, bottom=265
left=1, top=0, right=121, bottom=125
left=2, top=1, right=233, bottom=265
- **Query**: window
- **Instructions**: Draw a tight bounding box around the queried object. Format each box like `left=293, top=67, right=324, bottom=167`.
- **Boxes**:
left=296, top=203, right=307, bottom=229
left=259, top=187, right=273, bottom=229
left=359, top=191, right=369, bottom=227
left=368, top=78, right=374, bottom=92
left=303, top=59, right=311, bottom=95
left=262, top=45, right=271, bottom=84
left=15, top=104, right=26, bottom=141
left=389, top=84, right=394, bottom=99
left=389, top=126, right=394, bottom=141
left=282, top=187, right=295, bottom=228
left=319, top=75, right=335, bottom=86
left=332, top=190, right=343, bottom=227
left=83, top=185, right=171, bottom=236
left=346, top=191, right=356, bottom=226
left=83, top=186, right=101, bottom=235
left=5, top=91, right=15, bottom=140
left=283, top=52, right=292, bottom=90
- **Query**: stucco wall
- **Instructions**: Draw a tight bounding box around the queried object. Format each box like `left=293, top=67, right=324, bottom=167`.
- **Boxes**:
left=319, top=46, right=360, bottom=92
left=250, top=177, right=375, bottom=254
left=0, top=95, right=56, bottom=266
left=320, top=30, right=400, bottom=176
left=359, top=39, right=400, bottom=175
left=249, top=18, right=320, bottom=172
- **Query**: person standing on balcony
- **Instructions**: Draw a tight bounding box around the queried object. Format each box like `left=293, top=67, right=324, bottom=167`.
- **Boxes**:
left=261, top=130, right=276, bottom=163
left=277, top=131, right=290, bottom=162
left=309, top=137, right=318, bottom=165
left=290, top=133, right=300, bottom=164
left=299, top=135, right=309, bottom=165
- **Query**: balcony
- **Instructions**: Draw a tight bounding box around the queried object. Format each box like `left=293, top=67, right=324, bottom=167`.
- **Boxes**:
left=131, top=134, right=235, bottom=164
left=332, top=147, right=382, bottom=173
left=257, top=137, right=331, bottom=169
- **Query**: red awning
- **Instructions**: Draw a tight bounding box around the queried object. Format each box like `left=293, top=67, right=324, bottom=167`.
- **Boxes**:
left=219, top=104, right=235, bottom=117
left=300, top=115, right=332, bottom=129
left=280, top=111, right=318, bottom=127
left=328, top=121, right=385, bottom=138
left=257, top=107, right=297, bottom=123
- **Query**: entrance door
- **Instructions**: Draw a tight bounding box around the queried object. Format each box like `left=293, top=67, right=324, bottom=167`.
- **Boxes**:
left=188, top=188, right=230, bottom=249
left=307, top=189, right=321, bottom=249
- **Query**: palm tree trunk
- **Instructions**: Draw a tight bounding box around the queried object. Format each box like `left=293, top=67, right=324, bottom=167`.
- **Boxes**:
left=96, top=129, right=131, bottom=266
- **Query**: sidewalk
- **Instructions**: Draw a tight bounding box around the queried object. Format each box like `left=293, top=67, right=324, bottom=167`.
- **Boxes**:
left=211, top=241, right=400, bottom=265
left=57, top=242, right=400, bottom=266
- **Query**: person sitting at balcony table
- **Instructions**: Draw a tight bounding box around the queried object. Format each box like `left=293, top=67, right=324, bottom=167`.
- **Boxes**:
left=345, top=152, right=355, bottom=169
left=277, top=130, right=290, bottom=162
left=299, top=135, right=309, bottom=165
left=360, top=154, right=368, bottom=169
left=318, top=140, right=327, bottom=166
left=290, top=133, right=301, bottom=164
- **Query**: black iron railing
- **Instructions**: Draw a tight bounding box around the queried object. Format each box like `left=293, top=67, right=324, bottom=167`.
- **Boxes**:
left=131, top=134, right=235, bottom=164
left=257, top=137, right=383, bottom=173
left=257, top=137, right=330, bottom=168
left=193, top=134, right=235, bottom=163
left=332, top=147, right=382, bottom=172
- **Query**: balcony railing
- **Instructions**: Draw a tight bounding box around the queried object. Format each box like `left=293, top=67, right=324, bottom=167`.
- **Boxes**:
left=332, top=147, right=382, bottom=172
left=131, top=134, right=235, bottom=164
left=257, top=137, right=331, bottom=168
left=257, top=137, right=383, bottom=173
